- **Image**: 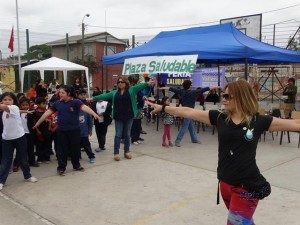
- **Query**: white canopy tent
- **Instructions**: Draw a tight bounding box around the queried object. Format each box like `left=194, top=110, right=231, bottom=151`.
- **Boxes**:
left=21, top=57, right=90, bottom=97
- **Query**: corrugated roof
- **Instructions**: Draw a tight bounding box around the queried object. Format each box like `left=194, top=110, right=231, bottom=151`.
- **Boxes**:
left=47, top=32, right=128, bottom=46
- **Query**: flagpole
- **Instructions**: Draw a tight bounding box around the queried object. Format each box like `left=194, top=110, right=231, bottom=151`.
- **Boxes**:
left=16, top=0, right=21, bottom=91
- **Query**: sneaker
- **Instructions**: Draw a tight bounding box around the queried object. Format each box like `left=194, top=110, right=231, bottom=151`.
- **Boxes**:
left=25, top=177, right=38, bottom=183
left=162, top=143, right=169, bottom=148
left=95, top=148, right=101, bottom=152
left=124, top=153, right=132, bottom=159
left=168, top=142, right=174, bottom=147
left=0, top=183, right=3, bottom=190
left=58, top=170, right=66, bottom=176
left=89, top=158, right=95, bottom=163
left=192, top=140, right=202, bottom=144
left=132, top=141, right=139, bottom=145
left=140, top=130, right=147, bottom=134
left=175, top=143, right=181, bottom=147
left=45, top=160, right=51, bottom=164
left=138, top=138, right=144, bottom=141
left=100, top=147, right=106, bottom=151
left=80, top=147, right=85, bottom=152
left=137, top=140, right=142, bottom=144
left=114, top=154, right=120, bottom=161
left=74, top=166, right=85, bottom=172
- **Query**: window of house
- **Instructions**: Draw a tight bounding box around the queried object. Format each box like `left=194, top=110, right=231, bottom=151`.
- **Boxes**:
left=84, top=46, right=90, bottom=55
left=105, top=46, right=116, bottom=55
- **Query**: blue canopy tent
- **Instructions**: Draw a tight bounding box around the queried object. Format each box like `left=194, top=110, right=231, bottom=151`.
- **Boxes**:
left=102, top=23, right=300, bottom=65
left=103, top=22, right=300, bottom=101
left=102, top=23, right=300, bottom=131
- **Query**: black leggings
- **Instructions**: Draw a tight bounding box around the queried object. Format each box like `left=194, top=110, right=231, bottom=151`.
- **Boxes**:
left=56, top=128, right=81, bottom=171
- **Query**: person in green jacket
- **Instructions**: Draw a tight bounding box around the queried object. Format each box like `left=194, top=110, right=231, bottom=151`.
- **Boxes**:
left=93, top=75, right=153, bottom=161
left=282, top=77, right=297, bottom=118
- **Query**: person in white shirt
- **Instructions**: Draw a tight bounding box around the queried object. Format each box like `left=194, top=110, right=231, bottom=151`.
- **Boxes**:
left=92, top=100, right=112, bottom=152
left=49, top=79, right=60, bottom=93
left=19, top=97, right=39, bottom=167
left=0, top=92, right=38, bottom=191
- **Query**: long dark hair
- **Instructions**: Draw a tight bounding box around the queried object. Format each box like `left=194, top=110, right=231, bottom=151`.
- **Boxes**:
left=161, top=96, right=170, bottom=105
left=35, top=79, right=43, bottom=89
left=1, top=92, right=20, bottom=107
left=59, top=85, right=77, bottom=98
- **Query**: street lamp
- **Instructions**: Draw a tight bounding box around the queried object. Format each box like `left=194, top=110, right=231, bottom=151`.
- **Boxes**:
left=82, top=13, right=90, bottom=62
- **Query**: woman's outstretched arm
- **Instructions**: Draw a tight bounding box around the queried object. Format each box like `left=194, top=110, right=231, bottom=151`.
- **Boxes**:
left=147, top=101, right=211, bottom=125
left=269, top=117, right=300, bottom=132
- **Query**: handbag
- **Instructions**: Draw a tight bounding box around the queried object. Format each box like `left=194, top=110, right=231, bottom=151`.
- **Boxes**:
left=241, top=175, right=271, bottom=200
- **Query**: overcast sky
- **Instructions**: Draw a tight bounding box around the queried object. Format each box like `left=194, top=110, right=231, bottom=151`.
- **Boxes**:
left=0, top=0, right=300, bottom=59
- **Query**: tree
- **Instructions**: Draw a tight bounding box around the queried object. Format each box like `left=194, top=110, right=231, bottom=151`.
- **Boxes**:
left=6, top=44, right=52, bottom=60
left=72, top=55, right=99, bottom=74
left=22, top=44, right=52, bottom=60
left=287, top=31, right=300, bottom=51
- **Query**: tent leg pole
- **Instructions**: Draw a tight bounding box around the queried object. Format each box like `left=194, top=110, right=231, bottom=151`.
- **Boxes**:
left=156, top=74, right=160, bottom=131
left=244, top=58, right=248, bottom=80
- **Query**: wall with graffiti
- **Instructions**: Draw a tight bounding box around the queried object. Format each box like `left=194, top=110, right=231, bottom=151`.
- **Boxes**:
left=0, top=66, right=16, bottom=92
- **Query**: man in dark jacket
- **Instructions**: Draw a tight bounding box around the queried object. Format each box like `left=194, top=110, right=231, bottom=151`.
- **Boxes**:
left=161, top=80, right=214, bottom=147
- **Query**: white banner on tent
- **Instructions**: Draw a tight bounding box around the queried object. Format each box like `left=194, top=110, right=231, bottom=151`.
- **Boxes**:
left=122, top=55, right=198, bottom=75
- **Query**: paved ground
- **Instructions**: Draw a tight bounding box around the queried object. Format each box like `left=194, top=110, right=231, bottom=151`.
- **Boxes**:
left=0, top=121, right=300, bottom=225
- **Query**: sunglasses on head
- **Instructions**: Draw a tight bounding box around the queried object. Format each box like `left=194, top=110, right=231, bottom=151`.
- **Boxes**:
left=117, top=81, right=125, bottom=84
left=222, top=93, right=232, bottom=101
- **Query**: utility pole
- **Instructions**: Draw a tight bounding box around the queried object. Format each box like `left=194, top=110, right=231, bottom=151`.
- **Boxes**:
left=66, top=33, right=69, bottom=61
left=105, top=35, right=108, bottom=92
left=81, top=13, right=90, bottom=62
left=132, top=35, right=135, bottom=48
left=273, top=24, right=275, bottom=46
left=26, top=29, right=31, bottom=88
left=16, top=0, right=21, bottom=91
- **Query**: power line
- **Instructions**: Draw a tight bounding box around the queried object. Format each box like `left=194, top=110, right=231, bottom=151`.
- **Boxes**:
left=89, top=4, right=300, bottom=30
left=89, top=20, right=218, bottom=30
left=1, top=3, right=300, bottom=58
left=261, top=3, right=300, bottom=14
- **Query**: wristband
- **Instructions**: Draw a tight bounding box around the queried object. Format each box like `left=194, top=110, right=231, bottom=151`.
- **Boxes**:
left=162, top=104, right=167, bottom=112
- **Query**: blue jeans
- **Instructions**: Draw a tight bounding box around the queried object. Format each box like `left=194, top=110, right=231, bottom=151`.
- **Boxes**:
left=0, top=135, right=32, bottom=184
left=175, top=118, right=198, bottom=144
left=114, top=119, right=134, bottom=155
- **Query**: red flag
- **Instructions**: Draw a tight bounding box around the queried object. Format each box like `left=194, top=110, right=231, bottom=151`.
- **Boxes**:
left=8, top=27, right=14, bottom=52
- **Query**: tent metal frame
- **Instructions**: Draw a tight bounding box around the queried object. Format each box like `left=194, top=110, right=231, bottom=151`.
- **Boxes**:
left=257, top=67, right=285, bottom=103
